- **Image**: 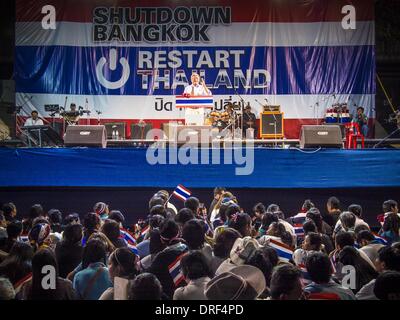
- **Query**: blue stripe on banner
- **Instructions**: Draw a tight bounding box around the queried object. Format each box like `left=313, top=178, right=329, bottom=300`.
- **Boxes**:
left=176, top=99, right=214, bottom=104
left=1, top=148, right=399, bottom=188
left=15, top=45, right=375, bottom=95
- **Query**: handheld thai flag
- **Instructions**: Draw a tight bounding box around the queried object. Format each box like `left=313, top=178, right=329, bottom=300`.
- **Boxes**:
left=294, top=224, right=305, bottom=238
left=175, top=95, right=214, bottom=109
left=120, top=228, right=137, bottom=246
left=372, top=233, right=388, bottom=245
left=172, top=184, right=192, bottom=202
left=268, top=239, right=294, bottom=263
left=168, top=252, right=187, bottom=287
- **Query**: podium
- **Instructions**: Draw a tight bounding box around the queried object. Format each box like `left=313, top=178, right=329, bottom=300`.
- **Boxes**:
left=175, top=95, right=213, bottom=126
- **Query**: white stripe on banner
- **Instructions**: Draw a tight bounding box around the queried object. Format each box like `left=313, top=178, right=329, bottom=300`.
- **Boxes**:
left=15, top=21, right=374, bottom=47
left=16, top=93, right=375, bottom=120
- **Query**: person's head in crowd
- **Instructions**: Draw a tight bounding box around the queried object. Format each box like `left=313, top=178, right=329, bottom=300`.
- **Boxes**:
left=228, top=212, right=252, bottom=237
left=266, top=222, right=294, bottom=247
left=149, top=229, right=165, bottom=256
left=356, top=230, right=376, bottom=247
left=0, top=242, right=33, bottom=285
left=269, top=264, right=303, bottom=300
left=148, top=196, right=165, bottom=211
left=101, top=219, right=126, bottom=248
left=376, top=244, right=400, bottom=273
left=225, top=203, right=241, bottom=221
left=29, top=248, right=62, bottom=300
left=159, top=219, right=180, bottom=246
left=108, top=210, right=125, bottom=226
left=335, top=231, right=355, bottom=250
left=302, top=220, right=318, bottom=235
left=93, top=202, right=109, bottom=220
left=382, top=200, right=398, bottom=214
left=354, top=224, right=370, bottom=236
left=338, top=246, right=378, bottom=293
left=267, top=204, right=280, bottom=214
left=181, top=250, right=212, bottom=281
left=62, top=223, right=83, bottom=245
left=0, top=277, right=15, bottom=300
left=305, top=252, right=332, bottom=284
left=149, top=214, right=165, bottom=230
left=382, top=213, right=400, bottom=242
left=88, top=232, right=116, bottom=255
left=339, top=212, right=356, bottom=232
left=374, top=271, right=400, bottom=300
left=184, top=197, right=200, bottom=216
left=155, top=190, right=169, bottom=203
left=28, top=223, right=51, bottom=251
left=348, top=204, right=363, bottom=218
left=213, top=187, right=226, bottom=201
left=108, top=247, right=139, bottom=281
left=182, top=219, right=205, bottom=250
left=83, top=212, right=101, bottom=238
left=32, top=216, right=49, bottom=228
left=302, top=232, right=322, bottom=252
left=247, top=246, right=279, bottom=289
left=175, top=208, right=195, bottom=228
left=149, top=204, right=167, bottom=218
left=82, top=239, right=108, bottom=269
left=260, top=212, right=279, bottom=233
left=48, top=209, right=63, bottom=233
left=215, top=191, right=237, bottom=210
left=128, top=273, right=162, bottom=300
left=64, top=213, right=80, bottom=226
left=6, top=220, right=23, bottom=241
left=301, top=199, right=315, bottom=213
left=275, top=211, right=286, bottom=220
left=213, top=228, right=241, bottom=259
left=327, top=196, right=341, bottom=213
left=24, top=204, right=44, bottom=232
left=2, top=202, right=17, bottom=222
left=253, top=203, right=266, bottom=219
left=306, top=207, right=324, bottom=233
left=205, top=265, right=266, bottom=300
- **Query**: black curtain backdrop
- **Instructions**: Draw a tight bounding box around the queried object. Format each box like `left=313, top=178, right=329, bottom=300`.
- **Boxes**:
left=1, top=187, right=398, bottom=228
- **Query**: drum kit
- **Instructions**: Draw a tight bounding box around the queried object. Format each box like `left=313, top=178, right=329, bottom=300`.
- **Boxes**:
left=325, top=103, right=351, bottom=124
left=205, top=103, right=241, bottom=132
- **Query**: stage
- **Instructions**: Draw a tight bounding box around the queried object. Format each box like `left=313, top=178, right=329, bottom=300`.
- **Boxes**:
left=1, top=147, right=399, bottom=226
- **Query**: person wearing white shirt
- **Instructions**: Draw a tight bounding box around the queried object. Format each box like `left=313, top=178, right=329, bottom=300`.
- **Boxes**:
left=24, top=110, right=44, bottom=126
left=184, top=73, right=212, bottom=96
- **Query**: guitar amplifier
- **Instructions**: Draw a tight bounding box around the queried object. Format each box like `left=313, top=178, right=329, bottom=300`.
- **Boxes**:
left=300, top=125, right=343, bottom=148
left=64, top=125, right=107, bottom=148
left=260, top=112, right=284, bottom=138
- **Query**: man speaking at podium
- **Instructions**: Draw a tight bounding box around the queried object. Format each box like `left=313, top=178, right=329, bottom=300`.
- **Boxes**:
left=184, top=73, right=212, bottom=96
left=182, top=73, right=212, bottom=126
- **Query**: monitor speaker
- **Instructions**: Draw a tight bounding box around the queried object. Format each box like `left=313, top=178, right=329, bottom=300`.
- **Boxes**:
left=260, top=112, right=284, bottom=138
left=64, top=125, right=107, bottom=148
left=104, top=122, right=126, bottom=139
left=300, top=125, right=342, bottom=148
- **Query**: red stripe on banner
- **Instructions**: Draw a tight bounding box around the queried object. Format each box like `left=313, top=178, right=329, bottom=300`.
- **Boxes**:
left=16, top=0, right=374, bottom=23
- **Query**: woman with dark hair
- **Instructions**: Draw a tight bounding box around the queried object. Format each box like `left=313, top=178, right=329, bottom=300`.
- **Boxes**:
left=182, top=219, right=213, bottom=263
left=139, top=229, right=165, bottom=270
left=338, top=246, right=378, bottom=294
left=173, top=251, right=212, bottom=300
left=73, top=239, right=112, bottom=300
left=227, top=212, right=252, bottom=237
left=306, top=208, right=332, bottom=237
left=55, top=224, right=83, bottom=278
left=262, top=222, right=294, bottom=248
left=380, top=213, right=400, bottom=244
left=101, top=219, right=127, bottom=249
left=210, top=228, right=241, bottom=275
left=247, top=246, right=279, bottom=298
left=99, top=247, right=139, bottom=300
left=0, top=242, right=33, bottom=292
left=147, top=219, right=188, bottom=299
left=128, top=273, right=162, bottom=300
left=19, top=248, right=76, bottom=300
left=82, top=212, right=101, bottom=246
left=48, top=209, right=63, bottom=233
left=258, top=212, right=279, bottom=237
left=302, top=220, right=334, bottom=255
left=22, top=204, right=44, bottom=235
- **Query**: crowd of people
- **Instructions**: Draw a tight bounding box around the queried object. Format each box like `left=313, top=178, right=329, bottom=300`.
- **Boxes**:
left=0, top=189, right=399, bottom=300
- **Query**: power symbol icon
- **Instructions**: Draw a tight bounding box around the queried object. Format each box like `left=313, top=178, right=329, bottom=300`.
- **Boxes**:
left=96, top=48, right=130, bottom=89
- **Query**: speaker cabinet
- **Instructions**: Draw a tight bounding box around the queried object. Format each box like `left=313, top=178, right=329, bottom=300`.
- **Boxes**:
left=64, top=125, right=107, bottom=148
left=130, top=123, right=153, bottom=139
left=104, top=122, right=126, bottom=139
left=260, top=112, right=284, bottom=138
left=300, top=125, right=342, bottom=148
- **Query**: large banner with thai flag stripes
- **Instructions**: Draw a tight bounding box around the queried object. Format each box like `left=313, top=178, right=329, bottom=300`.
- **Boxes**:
left=15, top=0, right=375, bottom=138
